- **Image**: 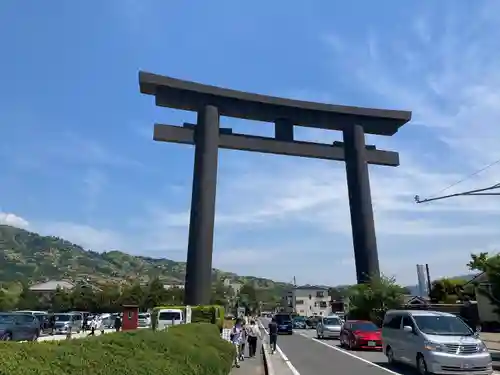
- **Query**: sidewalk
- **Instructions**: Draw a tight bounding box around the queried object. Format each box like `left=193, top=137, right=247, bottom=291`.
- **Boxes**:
left=229, top=338, right=264, bottom=375
left=258, top=320, right=294, bottom=375
left=480, top=333, right=500, bottom=370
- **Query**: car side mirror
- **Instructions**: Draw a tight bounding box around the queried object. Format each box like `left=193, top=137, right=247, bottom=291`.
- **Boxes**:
left=403, top=325, right=413, bottom=333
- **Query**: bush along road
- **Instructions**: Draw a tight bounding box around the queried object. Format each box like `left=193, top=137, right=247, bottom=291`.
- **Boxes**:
left=0, top=323, right=235, bottom=375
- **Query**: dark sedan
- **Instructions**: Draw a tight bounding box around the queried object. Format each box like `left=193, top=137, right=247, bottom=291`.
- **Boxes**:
left=275, top=314, right=293, bottom=334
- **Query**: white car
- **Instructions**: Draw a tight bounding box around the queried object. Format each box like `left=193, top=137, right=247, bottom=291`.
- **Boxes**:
left=138, top=313, right=151, bottom=328
left=316, top=315, right=343, bottom=339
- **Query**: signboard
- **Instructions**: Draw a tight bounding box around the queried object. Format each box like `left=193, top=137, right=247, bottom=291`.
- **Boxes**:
left=185, top=305, right=192, bottom=324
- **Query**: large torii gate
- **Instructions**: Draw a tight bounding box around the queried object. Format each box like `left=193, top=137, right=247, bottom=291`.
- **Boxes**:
left=139, top=71, right=412, bottom=305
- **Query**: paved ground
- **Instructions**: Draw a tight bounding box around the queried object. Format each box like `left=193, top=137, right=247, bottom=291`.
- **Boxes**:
left=259, top=318, right=500, bottom=375
left=35, top=329, right=117, bottom=342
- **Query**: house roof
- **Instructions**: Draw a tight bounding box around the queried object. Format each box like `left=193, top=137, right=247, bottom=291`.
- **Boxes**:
left=294, top=285, right=330, bottom=291
left=30, top=280, right=75, bottom=291
left=403, top=295, right=429, bottom=305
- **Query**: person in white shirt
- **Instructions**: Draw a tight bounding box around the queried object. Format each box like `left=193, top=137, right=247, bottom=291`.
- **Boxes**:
left=246, top=320, right=261, bottom=357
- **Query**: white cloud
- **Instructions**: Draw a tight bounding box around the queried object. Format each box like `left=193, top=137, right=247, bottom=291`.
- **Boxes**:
left=5, top=1, right=500, bottom=287
left=0, top=212, right=29, bottom=229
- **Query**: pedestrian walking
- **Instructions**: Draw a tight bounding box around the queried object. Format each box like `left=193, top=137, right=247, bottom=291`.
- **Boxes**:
left=268, top=317, right=278, bottom=354
left=49, top=314, right=56, bottom=335
left=114, top=315, right=122, bottom=332
left=240, top=321, right=247, bottom=361
left=88, top=318, right=96, bottom=336
left=98, top=317, right=105, bottom=335
left=247, top=320, right=260, bottom=357
left=230, top=318, right=244, bottom=368
left=82, top=316, right=88, bottom=333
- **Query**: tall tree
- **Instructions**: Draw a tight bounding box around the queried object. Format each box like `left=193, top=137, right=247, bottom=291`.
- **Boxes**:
left=467, top=252, right=500, bottom=315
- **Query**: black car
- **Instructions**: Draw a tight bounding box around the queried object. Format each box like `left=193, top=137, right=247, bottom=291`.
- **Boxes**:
left=275, top=313, right=293, bottom=335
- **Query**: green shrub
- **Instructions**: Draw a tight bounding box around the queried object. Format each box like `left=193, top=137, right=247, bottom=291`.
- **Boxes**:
left=0, top=323, right=235, bottom=375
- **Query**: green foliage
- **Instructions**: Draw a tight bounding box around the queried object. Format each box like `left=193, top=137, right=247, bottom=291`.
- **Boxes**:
left=468, top=252, right=500, bottom=315
left=0, top=225, right=290, bottom=307
left=429, top=277, right=469, bottom=303
left=14, top=278, right=184, bottom=313
left=0, top=323, right=235, bottom=375
left=346, top=275, right=405, bottom=326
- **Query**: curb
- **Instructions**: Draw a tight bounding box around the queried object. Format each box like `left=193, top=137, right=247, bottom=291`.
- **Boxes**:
left=261, top=341, right=275, bottom=375
left=258, top=320, right=274, bottom=375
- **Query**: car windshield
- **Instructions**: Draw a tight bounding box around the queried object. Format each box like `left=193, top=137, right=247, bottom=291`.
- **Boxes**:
left=413, top=315, right=472, bottom=336
left=323, top=318, right=341, bottom=326
left=294, top=317, right=305, bottom=322
left=0, top=314, right=16, bottom=324
left=54, top=314, right=71, bottom=322
left=139, top=314, right=150, bottom=319
left=275, top=315, right=291, bottom=324
left=352, top=322, right=379, bottom=331
left=158, top=312, right=181, bottom=321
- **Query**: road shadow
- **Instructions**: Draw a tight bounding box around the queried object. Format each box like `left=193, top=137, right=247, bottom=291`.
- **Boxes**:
left=371, top=361, right=419, bottom=375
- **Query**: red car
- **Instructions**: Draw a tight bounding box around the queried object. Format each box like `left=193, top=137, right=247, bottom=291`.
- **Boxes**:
left=339, top=320, right=382, bottom=350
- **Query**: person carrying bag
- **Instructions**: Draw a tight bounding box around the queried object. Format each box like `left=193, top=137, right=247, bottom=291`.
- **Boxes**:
left=246, top=320, right=261, bottom=358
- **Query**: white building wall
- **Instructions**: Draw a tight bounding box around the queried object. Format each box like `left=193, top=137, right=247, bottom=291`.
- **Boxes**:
left=293, top=288, right=330, bottom=316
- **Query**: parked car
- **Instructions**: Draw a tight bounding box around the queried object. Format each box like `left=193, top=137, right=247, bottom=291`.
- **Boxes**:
left=382, top=310, right=493, bottom=375
left=138, top=312, right=151, bottom=328
left=340, top=320, right=381, bottom=350
left=52, top=313, right=82, bottom=334
left=316, top=315, right=343, bottom=339
left=306, top=316, right=320, bottom=329
left=0, top=312, right=40, bottom=341
left=14, top=310, right=50, bottom=332
left=274, top=313, right=293, bottom=335
left=293, top=316, right=307, bottom=329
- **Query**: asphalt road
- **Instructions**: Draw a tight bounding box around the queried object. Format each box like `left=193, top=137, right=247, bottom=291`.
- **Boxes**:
left=258, top=319, right=500, bottom=375
left=259, top=318, right=417, bottom=375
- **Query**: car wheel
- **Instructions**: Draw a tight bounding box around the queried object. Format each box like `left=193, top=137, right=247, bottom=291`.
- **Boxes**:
left=386, top=346, right=395, bottom=364
left=349, top=338, right=356, bottom=350
left=417, top=354, right=429, bottom=375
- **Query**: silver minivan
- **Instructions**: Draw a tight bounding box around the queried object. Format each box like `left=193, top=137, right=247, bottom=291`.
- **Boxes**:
left=53, top=313, right=82, bottom=334
left=382, top=310, right=492, bottom=375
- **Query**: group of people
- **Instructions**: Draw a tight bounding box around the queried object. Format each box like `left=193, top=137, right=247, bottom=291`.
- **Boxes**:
left=229, top=318, right=261, bottom=368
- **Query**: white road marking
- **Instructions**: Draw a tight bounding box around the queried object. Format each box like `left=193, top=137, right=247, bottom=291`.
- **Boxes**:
left=299, top=333, right=403, bottom=375
left=259, top=321, right=301, bottom=375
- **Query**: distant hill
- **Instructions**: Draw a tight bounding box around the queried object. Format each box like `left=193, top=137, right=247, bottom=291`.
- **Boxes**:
left=0, top=225, right=291, bottom=292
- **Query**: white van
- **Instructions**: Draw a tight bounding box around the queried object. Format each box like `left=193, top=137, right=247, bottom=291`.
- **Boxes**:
left=382, top=310, right=492, bottom=375
left=156, top=309, right=184, bottom=330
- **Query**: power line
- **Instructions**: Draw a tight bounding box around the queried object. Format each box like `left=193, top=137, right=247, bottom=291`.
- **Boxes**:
left=415, top=157, right=500, bottom=204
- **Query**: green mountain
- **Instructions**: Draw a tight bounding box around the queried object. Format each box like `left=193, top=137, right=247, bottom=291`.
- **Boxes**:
left=0, top=225, right=290, bottom=292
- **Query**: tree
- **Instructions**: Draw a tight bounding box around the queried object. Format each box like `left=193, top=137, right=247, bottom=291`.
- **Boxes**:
left=429, top=278, right=466, bottom=303
left=238, top=283, right=258, bottom=313
left=0, top=289, right=17, bottom=311
left=143, top=278, right=169, bottom=309
left=347, top=275, right=405, bottom=326
left=467, top=252, right=500, bottom=315
left=51, top=286, right=73, bottom=312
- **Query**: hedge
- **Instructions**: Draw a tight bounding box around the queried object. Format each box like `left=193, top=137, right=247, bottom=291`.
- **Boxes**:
left=0, top=323, right=235, bottom=375
left=151, top=305, right=225, bottom=331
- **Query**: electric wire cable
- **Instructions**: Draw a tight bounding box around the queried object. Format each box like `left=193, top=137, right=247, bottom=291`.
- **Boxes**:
left=415, top=156, right=500, bottom=204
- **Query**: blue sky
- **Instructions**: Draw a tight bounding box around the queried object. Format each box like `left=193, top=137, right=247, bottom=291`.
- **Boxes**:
left=2, top=0, right=500, bottom=286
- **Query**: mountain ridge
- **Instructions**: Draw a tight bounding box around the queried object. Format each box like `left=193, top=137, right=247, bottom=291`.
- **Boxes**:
left=0, top=224, right=291, bottom=291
